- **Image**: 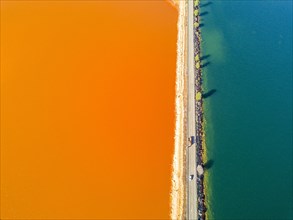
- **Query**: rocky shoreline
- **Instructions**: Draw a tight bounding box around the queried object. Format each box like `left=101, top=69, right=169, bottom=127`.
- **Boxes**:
left=193, top=0, right=207, bottom=219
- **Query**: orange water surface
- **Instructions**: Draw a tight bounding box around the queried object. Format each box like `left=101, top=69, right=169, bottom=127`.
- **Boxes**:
left=1, top=1, right=177, bottom=219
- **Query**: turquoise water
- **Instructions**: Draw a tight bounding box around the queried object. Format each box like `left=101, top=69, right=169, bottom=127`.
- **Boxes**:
left=200, top=1, right=292, bottom=219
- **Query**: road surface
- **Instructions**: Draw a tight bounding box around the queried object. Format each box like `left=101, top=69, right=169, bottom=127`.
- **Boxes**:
left=186, top=0, right=197, bottom=219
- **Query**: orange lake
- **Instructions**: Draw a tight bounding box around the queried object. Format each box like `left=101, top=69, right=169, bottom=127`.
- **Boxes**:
left=1, top=1, right=178, bottom=219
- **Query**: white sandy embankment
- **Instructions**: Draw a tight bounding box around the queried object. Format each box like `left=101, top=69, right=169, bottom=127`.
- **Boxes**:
left=170, top=1, right=188, bottom=219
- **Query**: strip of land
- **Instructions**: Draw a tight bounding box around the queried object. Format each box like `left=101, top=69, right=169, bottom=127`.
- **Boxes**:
left=171, top=0, right=207, bottom=219
left=171, top=0, right=206, bottom=219
left=170, top=0, right=187, bottom=219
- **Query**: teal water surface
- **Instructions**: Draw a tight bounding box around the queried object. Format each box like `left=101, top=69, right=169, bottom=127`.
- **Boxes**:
left=200, top=1, right=292, bottom=219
